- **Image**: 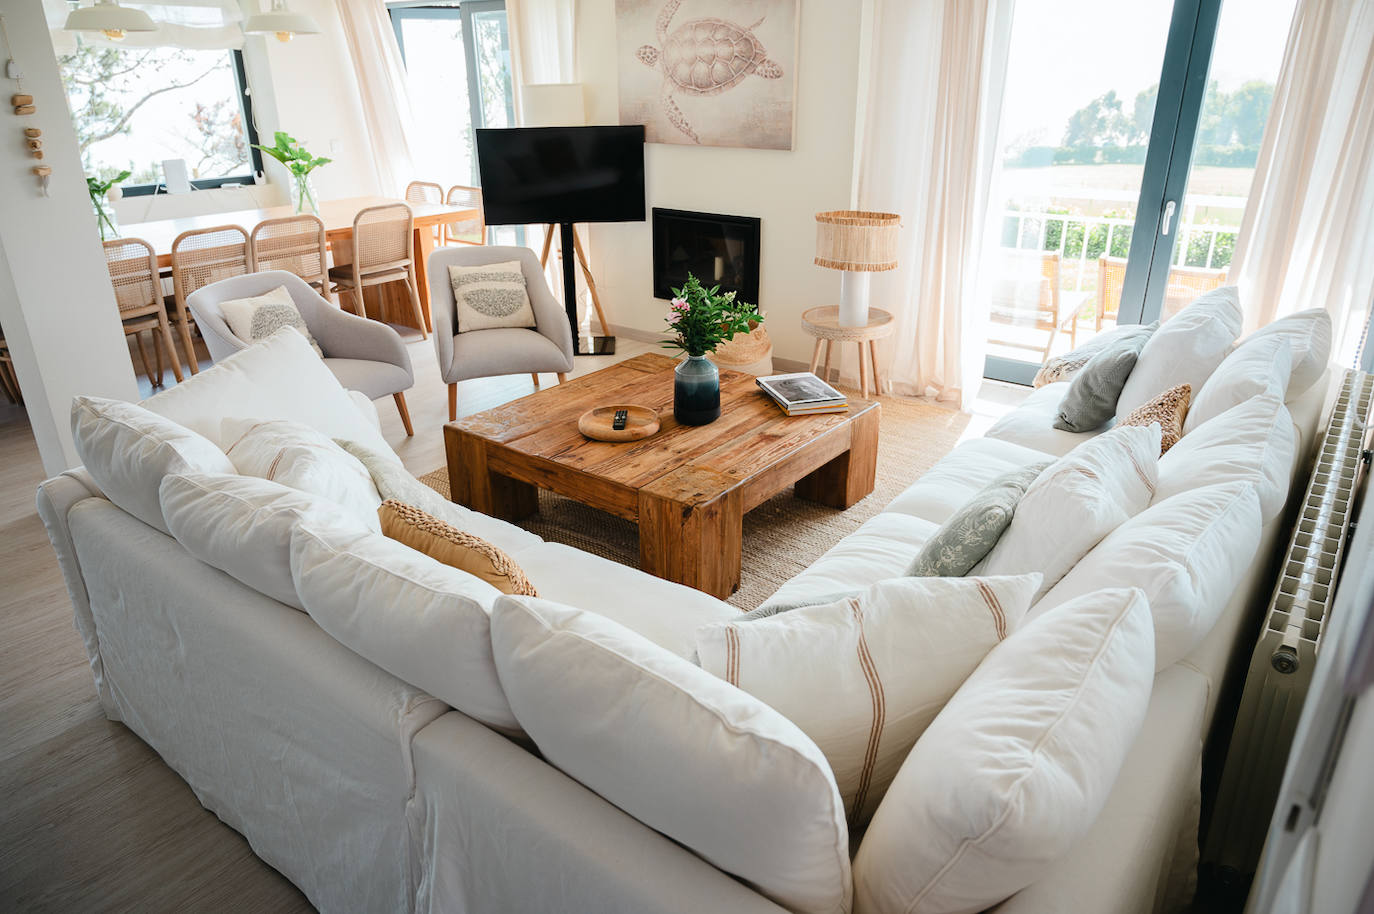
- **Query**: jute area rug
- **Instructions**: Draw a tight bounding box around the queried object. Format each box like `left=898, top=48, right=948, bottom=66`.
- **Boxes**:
left=420, top=393, right=970, bottom=611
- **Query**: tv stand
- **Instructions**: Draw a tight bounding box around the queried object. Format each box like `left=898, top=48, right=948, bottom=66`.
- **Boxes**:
left=539, top=222, right=615, bottom=356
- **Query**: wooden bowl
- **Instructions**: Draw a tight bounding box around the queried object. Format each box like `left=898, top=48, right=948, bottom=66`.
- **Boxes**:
left=578, top=405, right=660, bottom=442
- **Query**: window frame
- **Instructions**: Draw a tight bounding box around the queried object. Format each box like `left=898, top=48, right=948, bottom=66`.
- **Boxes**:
left=111, top=48, right=264, bottom=198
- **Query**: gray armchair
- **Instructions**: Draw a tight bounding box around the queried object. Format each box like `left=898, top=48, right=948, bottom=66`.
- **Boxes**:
left=187, top=271, right=418, bottom=436
left=428, top=245, right=575, bottom=421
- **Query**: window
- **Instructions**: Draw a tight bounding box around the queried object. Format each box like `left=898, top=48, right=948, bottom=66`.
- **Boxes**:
left=388, top=1, right=515, bottom=188
left=57, top=45, right=262, bottom=196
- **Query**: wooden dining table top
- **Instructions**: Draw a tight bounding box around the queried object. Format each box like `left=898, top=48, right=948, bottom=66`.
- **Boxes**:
left=120, top=195, right=480, bottom=267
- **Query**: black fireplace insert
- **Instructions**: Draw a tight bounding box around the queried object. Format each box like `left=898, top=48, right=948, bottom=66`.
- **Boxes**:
left=652, top=208, right=761, bottom=305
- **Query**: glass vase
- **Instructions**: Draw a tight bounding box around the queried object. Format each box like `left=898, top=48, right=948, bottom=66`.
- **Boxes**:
left=290, top=171, right=319, bottom=215
left=93, top=199, right=119, bottom=241
left=674, top=354, right=720, bottom=426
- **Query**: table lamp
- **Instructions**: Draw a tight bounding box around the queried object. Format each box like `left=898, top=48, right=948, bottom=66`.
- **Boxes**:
left=814, top=210, right=900, bottom=327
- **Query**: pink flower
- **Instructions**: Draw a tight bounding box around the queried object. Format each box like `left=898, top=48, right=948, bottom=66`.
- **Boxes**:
left=671, top=297, right=689, bottom=311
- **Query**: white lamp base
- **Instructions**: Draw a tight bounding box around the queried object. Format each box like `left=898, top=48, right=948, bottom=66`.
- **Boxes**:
left=838, top=272, right=871, bottom=327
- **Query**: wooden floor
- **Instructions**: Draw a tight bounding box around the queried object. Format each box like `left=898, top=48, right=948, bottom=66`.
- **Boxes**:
left=0, top=331, right=654, bottom=913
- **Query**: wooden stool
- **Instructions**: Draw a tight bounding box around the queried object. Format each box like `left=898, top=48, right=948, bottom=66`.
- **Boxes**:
left=801, top=306, right=895, bottom=398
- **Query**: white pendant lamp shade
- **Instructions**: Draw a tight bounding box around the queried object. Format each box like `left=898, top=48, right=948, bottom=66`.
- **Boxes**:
left=64, top=0, right=157, bottom=41
left=244, top=0, right=321, bottom=42
left=520, top=83, right=586, bottom=127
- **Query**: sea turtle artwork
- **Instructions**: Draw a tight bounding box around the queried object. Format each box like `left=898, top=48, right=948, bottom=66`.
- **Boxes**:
left=634, top=0, right=784, bottom=144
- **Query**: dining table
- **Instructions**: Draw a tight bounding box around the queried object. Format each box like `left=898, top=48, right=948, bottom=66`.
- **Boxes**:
left=120, top=195, right=480, bottom=334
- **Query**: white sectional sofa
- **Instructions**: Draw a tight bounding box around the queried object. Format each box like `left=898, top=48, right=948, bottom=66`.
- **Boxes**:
left=37, top=312, right=1334, bottom=913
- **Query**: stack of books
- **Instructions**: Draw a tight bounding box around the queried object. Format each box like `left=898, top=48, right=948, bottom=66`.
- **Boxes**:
left=756, top=372, right=849, bottom=416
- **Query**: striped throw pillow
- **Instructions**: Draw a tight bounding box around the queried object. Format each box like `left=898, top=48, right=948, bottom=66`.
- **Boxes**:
left=448, top=260, right=537, bottom=332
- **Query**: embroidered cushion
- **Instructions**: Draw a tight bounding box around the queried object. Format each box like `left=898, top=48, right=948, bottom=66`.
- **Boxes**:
left=218, top=285, right=323, bottom=356
left=448, top=260, right=537, bottom=332
left=906, top=460, right=1052, bottom=577
left=1118, top=383, right=1191, bottom=453
left=696, top=574, right=1041, bottom=826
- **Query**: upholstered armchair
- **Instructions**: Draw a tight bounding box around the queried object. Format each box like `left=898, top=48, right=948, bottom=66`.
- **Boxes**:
left=428, top=246, right=575, bottom=421
left=187, top=271, right=418, bottom=436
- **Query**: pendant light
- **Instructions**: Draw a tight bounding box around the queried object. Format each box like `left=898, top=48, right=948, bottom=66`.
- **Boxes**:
left=243, top=0, right=321, bottom=43
left=63, top=0, right=157, bottom=42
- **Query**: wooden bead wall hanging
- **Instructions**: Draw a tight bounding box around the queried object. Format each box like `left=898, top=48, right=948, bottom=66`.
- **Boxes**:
left=0, top=14, right=50, bottom=195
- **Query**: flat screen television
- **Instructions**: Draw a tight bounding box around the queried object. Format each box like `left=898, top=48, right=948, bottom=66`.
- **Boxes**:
left=475, top=125, right=646, bottom=226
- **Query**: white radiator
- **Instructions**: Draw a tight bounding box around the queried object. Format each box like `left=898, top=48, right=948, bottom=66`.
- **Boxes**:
left=1202, top=369, right=1373, bottom=879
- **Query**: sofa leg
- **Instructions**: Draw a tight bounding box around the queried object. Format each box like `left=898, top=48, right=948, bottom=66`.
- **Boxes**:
left=448, top=383, right=457, bottom=422
left=557, top=372, right=568, bottom=384
left=393, top=392, right=414, bottom=437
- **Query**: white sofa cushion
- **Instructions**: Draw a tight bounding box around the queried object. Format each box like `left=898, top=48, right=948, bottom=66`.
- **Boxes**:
left=884, top=437, right=1054, bottom=524
left=1116, top=286, right=1243, bottom=418
left=1244, top=307, right=1332, bottom=399
left=984, top=382, right=1100, bottom=457
left=1184, top=334, right=1292, bottom=433
left=1034, top=481, right=1263, bottom=671
left=223, top=418, right=382, bottom=530
left=852, top=587, right=1154, bottom=914
left=491, top=596, right=852, bottom=914
left=697, top=574, right=1041, bottom=826
left=71, top=395, right=236, bottom=534
left=1157, top=391, right=1295, bottom=521
left=159, top=472, right=371, bottom=609
left=980, top=424, right=1161, bottom=600
left=142, top=327, right=395, bottom=457
left=290, top=519, right=520, bottom=734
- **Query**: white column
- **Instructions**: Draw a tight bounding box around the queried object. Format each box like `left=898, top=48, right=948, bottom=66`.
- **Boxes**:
left=0, top=3, right=138, bottom=476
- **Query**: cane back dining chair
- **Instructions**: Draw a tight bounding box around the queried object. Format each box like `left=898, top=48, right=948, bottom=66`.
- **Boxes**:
left=250, top=215, right=332, bottom=302
left=406, top=181, right=445, bottom=247
left=170, top=225, right=252, bottom=375
left=986, top=250, right=1087, bottom=365
left=444, top=185, right=486, bottom=246
left=328, top=203, right=428, bottom=339
left=1094, top=256, right=1227, bottom=330
left=104, top=237, right=185, bottom=389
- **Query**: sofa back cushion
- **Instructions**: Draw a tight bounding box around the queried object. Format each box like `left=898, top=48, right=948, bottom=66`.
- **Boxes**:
left=72, top=396, right=236, bottom=534
left=1244, top=307, right=1332, bottom=399
left=696, top=574, right=1041, bottom=827
left=1156, top=391, right=1296, bottom=521
left=979, top=423, right=1161, bottom=600
left=1184, top=334, right=1292, bottom=433
left=1033, top=481, right=1263, bottom=670
left=291, top=520, right=520, bottom=734
left=491, top=596, right=852, bottom=914
left=1116, top=286, right=1243, bottom=418
left=853, top=587, right=1154, bottom=914
left=159, top=472, right=370, bottom=609
left=143, top=326, right=395, bottom=457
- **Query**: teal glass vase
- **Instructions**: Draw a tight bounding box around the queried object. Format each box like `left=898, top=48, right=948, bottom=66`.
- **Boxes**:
left=674, top=354, right=720, bottom=426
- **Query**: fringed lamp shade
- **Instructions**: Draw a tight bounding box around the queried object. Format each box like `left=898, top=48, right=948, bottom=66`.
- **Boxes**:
left=814, top=211, right=900, bottom=272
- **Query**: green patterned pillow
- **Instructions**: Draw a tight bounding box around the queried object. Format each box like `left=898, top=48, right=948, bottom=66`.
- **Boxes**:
left=905, top=460, right=1053, bottom=577
left=448, top=260, right=537, bottom=333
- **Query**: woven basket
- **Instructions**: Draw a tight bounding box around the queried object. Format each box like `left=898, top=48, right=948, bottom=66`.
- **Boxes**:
left=713, top=323, right=774, bottom=374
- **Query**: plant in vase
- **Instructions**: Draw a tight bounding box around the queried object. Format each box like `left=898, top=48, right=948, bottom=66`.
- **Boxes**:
left=661, top=273, right=762, bottom=426
left=253, top=131, right=331, bottom=214
left=87, top=170, right=130, bottom=241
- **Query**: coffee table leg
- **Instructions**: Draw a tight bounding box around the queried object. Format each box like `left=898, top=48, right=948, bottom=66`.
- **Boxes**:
left=445, top=425, right=538, bottom=520
left=794, top=404, right=880, bottom=508
left=639, top=474, right=743, bottom=600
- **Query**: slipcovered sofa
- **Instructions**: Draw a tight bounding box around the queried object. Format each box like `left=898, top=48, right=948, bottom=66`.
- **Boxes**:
left=38, top=302, right=1333, bottom=912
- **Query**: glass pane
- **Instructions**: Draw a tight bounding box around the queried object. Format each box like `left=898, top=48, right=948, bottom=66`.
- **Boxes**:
left=471, top=10, right=515, bottom=130
left=979, top=0, right=1175, bottom=373
left=398, top=14, right=478, bottom=186
left=1165, top=0, right=1296, bottom=320
left=57, top=46, right=251, bottom=185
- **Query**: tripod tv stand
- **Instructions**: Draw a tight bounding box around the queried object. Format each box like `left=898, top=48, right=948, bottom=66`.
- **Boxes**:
left=540, top=223, right=615, bottom=356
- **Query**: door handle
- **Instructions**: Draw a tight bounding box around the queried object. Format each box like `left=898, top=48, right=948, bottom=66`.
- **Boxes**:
left=1161, top=200, right=1177, bottom=236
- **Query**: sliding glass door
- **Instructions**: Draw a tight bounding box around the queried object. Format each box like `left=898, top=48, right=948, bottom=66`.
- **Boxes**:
left=981, top=0, right=1294, bottom=384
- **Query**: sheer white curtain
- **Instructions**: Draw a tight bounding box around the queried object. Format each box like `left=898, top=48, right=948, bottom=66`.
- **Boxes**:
left=856, top=0, right=1013, bottom=408
left=335, top=0, right=417, bottom=197
left=1228, top=0, right=1374, bottom=364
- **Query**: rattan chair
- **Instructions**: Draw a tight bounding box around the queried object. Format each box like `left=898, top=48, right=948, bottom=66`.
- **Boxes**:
left=171, top=225, right=251, bottom=375
left=105, top=238, right=185, bottom=389
left=406, top=181, right=444, bottom=247
left=0, top=332, right=20, bottom=405
left=444, top=185, right=486, bottom=246
left=250, top=215, right=332, bottom=302
left=1095, top=256, right=1226, bottom=330
left=986, top=250, right=1081, bottom=365
left=328, top=203, right=428, bottom=339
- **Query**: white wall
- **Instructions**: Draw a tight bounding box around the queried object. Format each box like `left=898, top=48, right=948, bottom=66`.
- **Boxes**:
left=0, top=0, right=140, bottom=475
left=577, top=0, right=869, bottom=364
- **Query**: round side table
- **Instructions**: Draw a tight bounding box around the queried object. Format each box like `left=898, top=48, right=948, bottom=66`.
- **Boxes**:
left=801, top=306, right=895, bottom=398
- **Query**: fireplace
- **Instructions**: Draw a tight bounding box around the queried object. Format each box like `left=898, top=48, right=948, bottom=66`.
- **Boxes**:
left=652, top=208, right=761, bottom=304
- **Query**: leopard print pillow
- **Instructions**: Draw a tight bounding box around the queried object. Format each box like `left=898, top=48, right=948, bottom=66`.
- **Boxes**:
left=1118, top=383, right=1191, bottom=454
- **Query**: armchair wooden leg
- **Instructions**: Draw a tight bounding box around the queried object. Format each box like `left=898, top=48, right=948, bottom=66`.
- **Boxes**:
left=531, top=372, right=540, bottom=388
left=393, top=392, right=414, bottom=437
left=448, top=383, right=457, bottom=422
left=556, top=372, right=568, bottom=384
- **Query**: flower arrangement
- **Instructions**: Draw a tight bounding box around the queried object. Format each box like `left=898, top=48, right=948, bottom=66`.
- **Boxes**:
left=662, top=273, right=763, bottom=357
left=87, top=170, right=130, bottom=241
left=253, top=131, right=331, bottom=214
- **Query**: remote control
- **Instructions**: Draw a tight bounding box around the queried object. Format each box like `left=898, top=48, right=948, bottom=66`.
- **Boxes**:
left=612, top=409, right=628, bottom=431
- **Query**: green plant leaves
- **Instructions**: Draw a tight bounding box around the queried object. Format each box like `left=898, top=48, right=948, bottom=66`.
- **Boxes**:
left=252, top=130, right=331, bottom=175
left=661, top=272, right=762, bottom=357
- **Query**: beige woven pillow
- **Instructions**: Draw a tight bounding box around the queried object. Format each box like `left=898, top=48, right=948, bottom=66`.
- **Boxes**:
left=378, top=499, right=537, bottom=596
left=1118, top=383, right=1191, bottom=454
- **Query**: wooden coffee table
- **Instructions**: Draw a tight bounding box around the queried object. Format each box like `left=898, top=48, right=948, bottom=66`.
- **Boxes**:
left=444, top=353, right=880, bottom=598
